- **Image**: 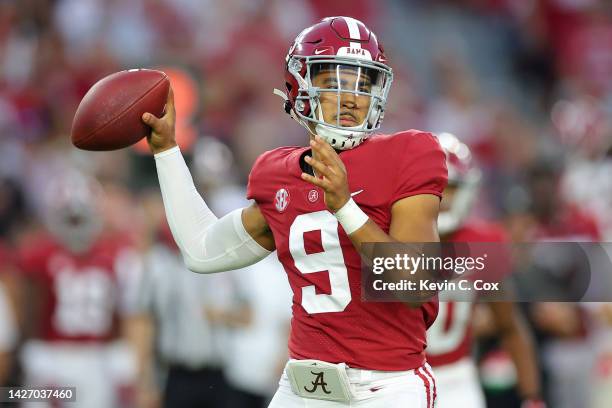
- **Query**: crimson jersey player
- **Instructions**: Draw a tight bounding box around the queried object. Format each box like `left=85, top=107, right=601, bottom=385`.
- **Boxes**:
left=247, top=131, right=444, bottom=371
left=18, top=234, right=135, bottom=343
left=17, top=174, right=142, bottom=408
left=426, top=133, right=544, bottom=408
left=146, top=17, right=446, bottom=407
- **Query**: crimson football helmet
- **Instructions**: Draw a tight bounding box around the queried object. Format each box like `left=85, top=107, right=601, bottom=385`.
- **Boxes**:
left=437, top=133, right=481, bottom=235
left=275, top=16, right=393, bottom=150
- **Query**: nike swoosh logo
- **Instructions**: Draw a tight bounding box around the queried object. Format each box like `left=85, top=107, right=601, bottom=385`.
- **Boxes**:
left=314, top=49, right=326, bottom=55
left=351, top=190, right=364, bottom=197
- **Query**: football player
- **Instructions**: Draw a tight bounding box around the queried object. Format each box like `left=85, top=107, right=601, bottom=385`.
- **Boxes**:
left=143, top=17, right=447, bottom=407
left=522, top=159, right=600, bottom=408
left=17, top=173, right=143, bottom=408
left=426, top=133, right=544, bottom=408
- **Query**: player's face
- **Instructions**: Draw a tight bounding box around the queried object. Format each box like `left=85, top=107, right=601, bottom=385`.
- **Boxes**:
left=311, top=66, right=372, bottom=128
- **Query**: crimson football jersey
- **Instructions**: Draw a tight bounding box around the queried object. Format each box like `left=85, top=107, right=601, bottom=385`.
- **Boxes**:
left=247, top=130, right=447, bottom=370
left=18, top=233, right=141, bottom=343
left=426, top=221, right=507, bottom=367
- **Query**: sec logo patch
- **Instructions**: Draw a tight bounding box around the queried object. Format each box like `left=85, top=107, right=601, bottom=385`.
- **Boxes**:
left=275, top=188, right=290, bottom=213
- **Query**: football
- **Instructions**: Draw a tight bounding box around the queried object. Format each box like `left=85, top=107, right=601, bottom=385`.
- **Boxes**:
left=71, top=69, right=170, bottom=151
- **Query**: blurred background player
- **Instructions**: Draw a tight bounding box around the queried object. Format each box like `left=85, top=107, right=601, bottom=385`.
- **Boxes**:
left=128, top=217, right=234, bottom=408
left=220, top=253, right=292, bottom=408
left=16, top=172, right=143, bottom=408
left=426, top=133, right=543, bottom=408
left=192, top=139, right=293, bottom=408
left=128, top=137, right=292, bottom=408
left=514, top=158, right=602, bottom=408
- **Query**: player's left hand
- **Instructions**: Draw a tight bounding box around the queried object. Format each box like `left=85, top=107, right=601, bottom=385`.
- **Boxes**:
left=301, top=135, right=351, bottom=213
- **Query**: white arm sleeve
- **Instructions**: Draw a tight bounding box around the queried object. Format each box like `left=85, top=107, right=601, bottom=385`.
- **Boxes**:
left=154, top=146, right=271, bottom=273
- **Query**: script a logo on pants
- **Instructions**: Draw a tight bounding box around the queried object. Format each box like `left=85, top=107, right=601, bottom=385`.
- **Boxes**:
left=275, top=188, right=290, bottom=213
left=304, top=371, right=331, bottom=394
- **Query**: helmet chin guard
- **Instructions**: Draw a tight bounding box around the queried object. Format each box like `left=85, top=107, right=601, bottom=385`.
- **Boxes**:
left=278, top=17, right=393, bottom=150
left=315, top=122, right=365, bottom=150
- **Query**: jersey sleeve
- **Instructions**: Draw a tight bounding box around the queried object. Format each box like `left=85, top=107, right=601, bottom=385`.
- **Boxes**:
left=391, top=131, right=448, bottom=204
left=246, top=153, right=265, bottom=202
left=246, top=149, right=277, bottom=204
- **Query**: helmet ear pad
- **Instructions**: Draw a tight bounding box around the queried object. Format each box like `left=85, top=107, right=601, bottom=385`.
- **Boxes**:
left=284, top=63, right=313, bottom=117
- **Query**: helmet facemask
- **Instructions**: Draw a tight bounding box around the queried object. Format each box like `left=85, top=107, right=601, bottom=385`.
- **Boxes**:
left=286, top=56, right=393, bottom=150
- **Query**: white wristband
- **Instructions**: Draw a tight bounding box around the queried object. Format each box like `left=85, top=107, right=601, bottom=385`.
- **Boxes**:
left=334, top=198, right=369, bottom=235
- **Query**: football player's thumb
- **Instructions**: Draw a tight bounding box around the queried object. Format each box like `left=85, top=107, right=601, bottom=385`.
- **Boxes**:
left=142, top=112, right=160, bottom=129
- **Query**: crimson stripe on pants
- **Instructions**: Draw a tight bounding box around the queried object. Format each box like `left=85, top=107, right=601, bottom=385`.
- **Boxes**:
left=414, top=367, right=431, bottom=408
left=422, top=365, right=437, bottom=405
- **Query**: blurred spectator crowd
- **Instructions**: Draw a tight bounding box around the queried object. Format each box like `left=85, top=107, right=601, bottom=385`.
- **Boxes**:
left=0, top=0, right=611, bottom=407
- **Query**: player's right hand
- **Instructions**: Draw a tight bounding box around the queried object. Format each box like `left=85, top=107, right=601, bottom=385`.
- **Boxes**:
left=142, top=87, right=177, bottom=155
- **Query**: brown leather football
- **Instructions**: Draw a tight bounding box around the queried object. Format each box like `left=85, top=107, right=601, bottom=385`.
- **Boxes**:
left=71, top=69, right=169, bottom=151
